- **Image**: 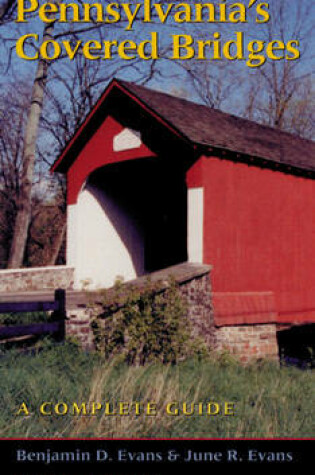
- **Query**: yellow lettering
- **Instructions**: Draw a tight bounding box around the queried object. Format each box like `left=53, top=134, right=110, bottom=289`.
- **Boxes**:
left=40, top=402, right=52, bottom=416
left=256, top=2, right=270, bottom=23
left=59, top=3, right=81, bottom=22
left=106, top=3, right=120, bottom=23
left=182, top=403, right=194, bottom=415
left=105, top=403, right=117, bottom=415
left=286, top=40, right=300, bottom=60
left=38, top=3, right=58, bottom=23
left=83, top=3, right=104, bottom=23
left=102, top=40, right=117, bottom=59
left=118, top=40, right=137, bottom=60
left=222, top=32, right=244, bottom=60
left=147, top=402, right=157, bottom=416
left=54, top=402, right=68, bottom=415
left=224, top=402, right=235, bottom=416
left=121, top=3, right=141, bottom=30
left=138, top=32, right=159, bottom=60
left=166, top=402, right=179, bottom=416
left=247, top=40, right=266, bottom=67
left=143, top=0, right=153, bottom=22
left=91, top=402, right=102, bottom=414
left=174, top=3, right=191, bottom=23
left=63, top=40, right=82, bottom=60
left=16, top=402, right=30, bottom=416
left=16, top=0, right=38, bottom=22
left=40, top=39, right=61, bottom=60
left=229, top=3, right=246, bottom=23
left=266, top=40, right=285, bottom=60
left=219, top=0, right=227, bottom=22
left=82, top=40, right=102, bottom=60
left=72, top=403, right=87, bottom=415
left=119, top=403, right=129, bottom=416
left=196, top=39, right=211, bottom=60
left=154, top=2, right=173, bottom=23
left=207, top=403, right=220, bottom=415
left=194, top=4, right=216, bottom=22
left=16, top=33, right=38, bottom=60
left=172, top=35, right=194, bottom=59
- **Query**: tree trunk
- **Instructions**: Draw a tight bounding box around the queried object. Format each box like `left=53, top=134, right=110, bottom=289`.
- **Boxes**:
left=48, top=219, right=66, bottom=266
left=7, top=22, right=54, bottom=268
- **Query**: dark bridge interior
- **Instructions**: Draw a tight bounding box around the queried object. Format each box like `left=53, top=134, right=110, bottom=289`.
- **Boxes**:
left=277, top=324, right=315, bottom=368
left=88, top=157, right=188, bottom=275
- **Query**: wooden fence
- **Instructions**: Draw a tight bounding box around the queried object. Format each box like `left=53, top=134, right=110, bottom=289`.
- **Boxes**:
left=0, top=289, right=66, bottom=342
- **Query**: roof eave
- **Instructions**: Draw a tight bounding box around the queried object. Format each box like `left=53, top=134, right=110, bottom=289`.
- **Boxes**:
left=50, top=78, right=119, bottom=173
left=200, top=143, right=315, bottom=178
left=50, top=78, right=194, bottom=174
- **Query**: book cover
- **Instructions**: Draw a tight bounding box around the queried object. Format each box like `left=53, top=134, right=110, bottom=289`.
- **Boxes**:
left=0, top=0, right=314, bottom=471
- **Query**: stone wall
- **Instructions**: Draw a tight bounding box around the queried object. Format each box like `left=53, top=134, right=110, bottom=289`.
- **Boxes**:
left=0, top=262, right=282, bottom=362
left=214, top=324, right=279, bottom=363
left=71, top=268, right=280, bottom=361
left=0, top=266, right=74, bottom=293
left=66, top=307, right=95, bottom=351
left=66, top=263, right=213, bottom=351
left=212, top=290, right=279, bottom=363
left=179, top=269, right=214, bottom=348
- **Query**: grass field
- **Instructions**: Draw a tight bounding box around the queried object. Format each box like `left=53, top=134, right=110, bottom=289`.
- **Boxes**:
left=0, top=341, right=314, bottom=438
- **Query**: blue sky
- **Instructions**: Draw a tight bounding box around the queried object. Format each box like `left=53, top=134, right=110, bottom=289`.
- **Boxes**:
left=1, top=0, right=313, bottom=163
left=2, top=0, right=313, bottom=84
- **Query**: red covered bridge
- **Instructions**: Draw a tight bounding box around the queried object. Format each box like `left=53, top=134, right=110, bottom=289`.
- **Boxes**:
left=51, top=78, right=315, bottom=361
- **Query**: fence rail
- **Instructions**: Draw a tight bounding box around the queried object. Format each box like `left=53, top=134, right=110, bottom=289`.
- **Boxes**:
left=0, top=289, right=66, bottom=342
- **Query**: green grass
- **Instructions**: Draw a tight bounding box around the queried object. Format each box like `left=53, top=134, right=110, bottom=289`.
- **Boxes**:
left=0, top=341, right=314, bottom=438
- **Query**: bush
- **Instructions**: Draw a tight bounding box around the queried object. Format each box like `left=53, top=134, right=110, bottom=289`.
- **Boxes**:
left=91, top=277, right=208, bottom=365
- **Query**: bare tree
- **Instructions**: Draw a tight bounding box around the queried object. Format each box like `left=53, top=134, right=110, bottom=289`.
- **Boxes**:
left=5, top=1, right=165, bottom=267
left=173, top=58, right=239, bottom=109
left=0, top=0, right=16, bottom=24
left=0, top=82, right=25, bottom=267
left=7, top=17, right=56, bottom=267
left=242, top=0, right=313, bottom=134
left=0, top=81, right=62, bottom=267
left=280, top=76, right=314, bottom=139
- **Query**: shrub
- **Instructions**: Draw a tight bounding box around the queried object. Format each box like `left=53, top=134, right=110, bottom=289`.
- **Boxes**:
left=91, top=277, right=208, bottom=365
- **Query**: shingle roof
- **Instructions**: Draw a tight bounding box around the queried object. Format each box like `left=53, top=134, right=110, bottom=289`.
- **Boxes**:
left=51, top=78, right=315, bottom=175
left=118, top=80, right=315, bottom=173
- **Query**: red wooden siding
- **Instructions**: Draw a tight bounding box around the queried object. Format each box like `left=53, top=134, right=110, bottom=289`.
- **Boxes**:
left=67, top=115, right=155, bottom=205
left=200, top=156, right=315, bottom=325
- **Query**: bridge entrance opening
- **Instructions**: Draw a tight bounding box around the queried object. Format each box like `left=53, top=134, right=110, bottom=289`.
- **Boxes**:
left=73, top=158, right=187, bottom=288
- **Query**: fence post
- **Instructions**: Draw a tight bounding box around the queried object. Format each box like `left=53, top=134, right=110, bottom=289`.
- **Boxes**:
left=54, top=288, right=66, bottom=342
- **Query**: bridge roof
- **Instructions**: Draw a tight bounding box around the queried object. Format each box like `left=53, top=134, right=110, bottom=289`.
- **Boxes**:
left=51, top=78, right=315, bottom=176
